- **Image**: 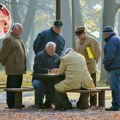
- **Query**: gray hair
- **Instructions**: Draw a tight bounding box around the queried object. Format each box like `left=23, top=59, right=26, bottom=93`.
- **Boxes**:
left=64, top=48, right=74, bottom=55
left=12, top=23, right=23, bottom=30
left=45, top=42, right=56, bottom=48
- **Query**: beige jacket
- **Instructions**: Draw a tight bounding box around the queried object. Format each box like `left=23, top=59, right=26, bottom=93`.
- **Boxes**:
left=0, top=32, right=27, bottom=75
left=55, top=51, right=95, bottom=93
left=76, top=35, right=101, bottom=74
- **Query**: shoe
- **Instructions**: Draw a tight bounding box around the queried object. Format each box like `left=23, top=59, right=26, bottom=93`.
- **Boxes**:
left=22, top=105, right=25, bottom=108
left=77, top=102, right=88, bottom=110
left=105, top=107, right=120, bottom=111
left=9, top=105, right=25, bottom=109
left=43, top=101, right=52, bottom=108
left=61, top=105, right=72, bottom=111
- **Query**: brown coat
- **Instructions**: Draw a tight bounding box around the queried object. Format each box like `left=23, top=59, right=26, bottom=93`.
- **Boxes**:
left=0, top=32, right=27, bottom=75
left=76, top=35, right=101, bottom=74
left=55, top=51, right=95, bottom=93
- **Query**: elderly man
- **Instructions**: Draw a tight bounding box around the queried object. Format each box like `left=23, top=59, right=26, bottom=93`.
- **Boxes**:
left=103, top=26, right=120, bottom=111
left=75, top=26, right=101, bottom=106
left=0, top=23, right=26, bottom=109
left=55, top=48, right=95, bottom=110
left=33, top=20, right=65, bottom=56
left=32, top=42, right=60, bottom=109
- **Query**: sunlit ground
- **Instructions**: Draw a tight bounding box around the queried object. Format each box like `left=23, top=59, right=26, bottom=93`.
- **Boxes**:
left=1, top=71, right=119, bottom=120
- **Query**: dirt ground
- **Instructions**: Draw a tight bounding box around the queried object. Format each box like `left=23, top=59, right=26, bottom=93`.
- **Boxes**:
left=0, top=92, right=120, bottom=120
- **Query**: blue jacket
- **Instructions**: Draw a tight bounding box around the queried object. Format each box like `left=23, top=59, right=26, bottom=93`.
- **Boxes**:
left=32, top=50, right=60, bottom=80
left=33, top=28, right=65, bottom=56
left=103, top=33, right=120, bottom=71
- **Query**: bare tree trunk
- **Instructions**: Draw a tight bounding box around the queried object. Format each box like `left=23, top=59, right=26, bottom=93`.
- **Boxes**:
left=74, top=0, right=84, bottom=26
left=100, top=0, right=118, bottom=84
left=22, top=0, right=37, bottom=43
left=118, top=11, right=120, bottom=36
left=11, top=0, right=21, bottom=23
left=61, top=0, right=72, bottom=48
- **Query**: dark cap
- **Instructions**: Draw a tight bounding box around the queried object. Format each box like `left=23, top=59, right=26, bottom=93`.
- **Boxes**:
left=54, top=20, right=63, bottom=27
left=103, top=26, right=114, bottom=32
left=75, top=26, right=85, bottom=35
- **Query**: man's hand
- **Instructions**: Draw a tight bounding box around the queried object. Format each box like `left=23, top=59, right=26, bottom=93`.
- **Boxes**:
left=49, top=68, right=59, bottom=74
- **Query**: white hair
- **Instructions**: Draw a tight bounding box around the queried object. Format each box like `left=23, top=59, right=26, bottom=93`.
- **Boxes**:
left=12, top=23, right=23, bottom=30
left=45, top=42, right=56, bottom=48
left=64, top=48, right=74, bottom=55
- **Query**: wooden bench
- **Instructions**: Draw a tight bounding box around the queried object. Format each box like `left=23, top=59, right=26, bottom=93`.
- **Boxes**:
left=67, top=87, right=111, bottom=107
left=4, top=87, right=35, bottom=109
left=4, top=87, right=110, bottom=109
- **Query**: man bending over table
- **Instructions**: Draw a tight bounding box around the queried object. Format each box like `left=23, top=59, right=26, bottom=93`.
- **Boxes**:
left=55, top=48, right=95, bottom=110
left=32, top=42, right=60, bottom=109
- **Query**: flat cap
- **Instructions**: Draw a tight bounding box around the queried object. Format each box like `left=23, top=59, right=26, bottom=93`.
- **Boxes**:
left=103, top=26, right=114, bottom=32
left=54, top=20, right=63, bottom=27
left=75, top=26, right=85, bottom=35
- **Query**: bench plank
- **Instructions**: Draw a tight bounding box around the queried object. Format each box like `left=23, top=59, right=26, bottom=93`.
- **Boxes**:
left=4, top=88, right=34, bottom=92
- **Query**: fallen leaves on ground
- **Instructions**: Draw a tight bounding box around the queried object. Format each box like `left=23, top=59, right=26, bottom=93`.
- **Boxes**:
left=0, top=103, right=120, bottom=120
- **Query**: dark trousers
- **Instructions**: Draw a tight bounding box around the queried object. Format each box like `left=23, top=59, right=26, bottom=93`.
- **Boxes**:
left=6, top=75, right=23, bottom=108
left=90, top=73, right=97, bottom=106
left=32, top=79, right=55, bottom=106
left=77, top=87, right=89, bottom=109
left=55, top=91, right=72, bottom=110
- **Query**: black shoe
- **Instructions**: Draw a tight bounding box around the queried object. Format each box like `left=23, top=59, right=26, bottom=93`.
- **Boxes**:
left=77, top=102, right=88, bottom=110
left=9, top=105, right=25, bottom=109
left=22, top=105, right=25, bottom=108
left=105, top=107, right=120, bottom=111
left=61, top=105, right=72, bottom=111
left=43, top=101, right=52, bottom=108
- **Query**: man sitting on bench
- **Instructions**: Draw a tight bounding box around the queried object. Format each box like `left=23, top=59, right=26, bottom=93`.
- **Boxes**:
left=55, top=48, right=95, bottom=110
left=32, top=42, right=60, bottom=109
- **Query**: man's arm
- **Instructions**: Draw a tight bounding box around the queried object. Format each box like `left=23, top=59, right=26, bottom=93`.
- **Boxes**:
left=0, top=38, right=12, bottom=66
left=58, top=58, right=66, bottom=75
left=103, top=38, right=117, bottom=67
left=33, top=31, right=45, bottom=55
left=90, top=39, right=101, bottom=64
left=33, top=54, right=48, bottom=73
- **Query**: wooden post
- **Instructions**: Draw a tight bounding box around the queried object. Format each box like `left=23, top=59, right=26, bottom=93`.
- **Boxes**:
left=72, top=0, right=76, bottom=49
left=56, top=0, right=61, bottom=20
left=98, top=91, right=105, bottom=107
left=15, top=92, right=22, bottom=109
left=35, top=90, right=37, bottom=105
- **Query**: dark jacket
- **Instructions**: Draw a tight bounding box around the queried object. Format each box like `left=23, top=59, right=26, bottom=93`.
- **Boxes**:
left=103, top=33, right=120, bottom=71
left=0, top=32, right=26, bottom=75
left=32, top=50, right=60, bottom=80
left=33, top=27, right=65, bottom=56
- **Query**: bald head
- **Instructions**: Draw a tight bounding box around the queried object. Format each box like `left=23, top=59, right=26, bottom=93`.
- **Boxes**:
left=12, top=23, right=23, bottom=36
left=45, top=42, right=56, bottom=56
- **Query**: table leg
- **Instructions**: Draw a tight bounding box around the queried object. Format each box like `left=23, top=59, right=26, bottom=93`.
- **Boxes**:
left=99, top=91, right=105, bottom=107
left=35, top=90, right=37, bottom=105
left=15, top=92, right=22, bottom=109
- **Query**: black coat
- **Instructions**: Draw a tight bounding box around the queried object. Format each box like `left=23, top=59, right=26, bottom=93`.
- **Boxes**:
left=32, top=50, right=60, bottom=80
left=33, top=28, right=65, bottom=56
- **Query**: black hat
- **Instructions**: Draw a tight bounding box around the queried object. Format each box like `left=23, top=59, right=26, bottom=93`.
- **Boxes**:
left=103, top=26, right=114, bottom=32
left=54, top=20, right=63, bottom=27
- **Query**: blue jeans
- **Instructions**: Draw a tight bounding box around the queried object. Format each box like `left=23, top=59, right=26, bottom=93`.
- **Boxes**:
left=32, top=79, right=55, bottom=106
left=108, top=69, right=120, bottom=109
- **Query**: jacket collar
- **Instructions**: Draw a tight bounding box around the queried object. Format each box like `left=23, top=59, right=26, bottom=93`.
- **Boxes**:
left=50, top=27, right=59, bottom=35
left=44, top=50, right=56, bottom=58
left=104, top=32, right=116, bottom=43
left=10, top=32, right=21, bottom=39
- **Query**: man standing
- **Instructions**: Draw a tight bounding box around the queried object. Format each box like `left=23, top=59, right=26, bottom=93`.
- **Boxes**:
left=75, top=26, right=101, bottom=106
left=55, top=48, right=95, bottom=110
left=33, top=20, right=65, bottom=56
left=103, top=26, right=120, bottom=111
left=32, top=42, right=60, bottom=109
left=0, top=23, right=26, bottom=109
